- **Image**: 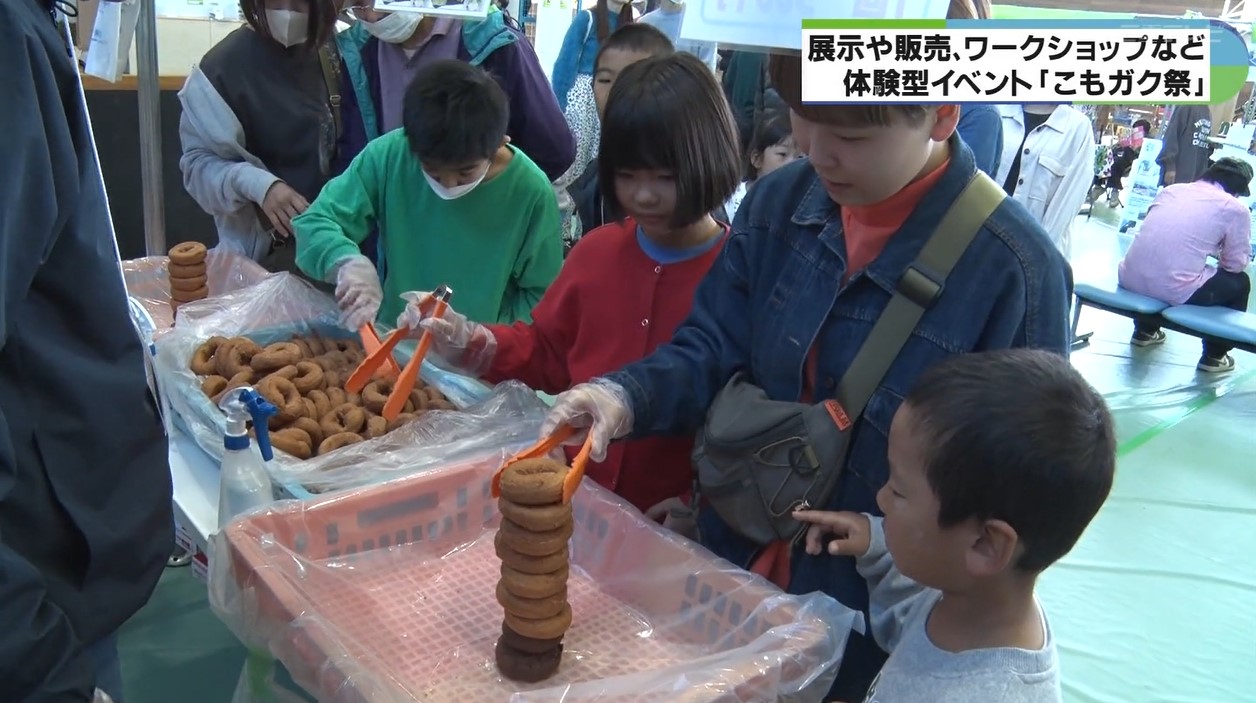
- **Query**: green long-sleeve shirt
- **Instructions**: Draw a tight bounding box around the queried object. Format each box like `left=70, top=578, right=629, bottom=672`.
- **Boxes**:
left=293, top=130, right=562, bottom=325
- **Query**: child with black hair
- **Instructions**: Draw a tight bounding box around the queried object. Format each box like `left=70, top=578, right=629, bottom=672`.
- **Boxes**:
left=795, top=349, right=1116, bottom=702
left=293, top=59, right=562, bottom=328
left=724, top=111, right=803, bottom=222
left=567, top=22, right=675, bottom=246
left=396, top=52, right=742, bottom=519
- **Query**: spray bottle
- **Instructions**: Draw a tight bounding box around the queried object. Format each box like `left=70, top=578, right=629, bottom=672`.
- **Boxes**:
left=217, top=387, right=278, bottom=530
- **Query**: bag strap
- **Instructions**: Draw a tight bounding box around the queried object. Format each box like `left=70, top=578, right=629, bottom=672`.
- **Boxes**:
left=834, top=171, right=1006, bottom=420
left=318, top=42, right=343, bottom=143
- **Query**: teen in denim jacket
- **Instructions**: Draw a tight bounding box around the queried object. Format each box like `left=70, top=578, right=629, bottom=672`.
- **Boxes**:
left=541, top=55, right=1073, bottom=701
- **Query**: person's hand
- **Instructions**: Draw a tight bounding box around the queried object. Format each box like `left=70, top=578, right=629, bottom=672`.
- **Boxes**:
left=792, top=509, right=872, bottom=558
left=645, top=496, right=699, bottom=540
left=395, top=291, right=497, bottom=375
left=1162, top=169, right=1176, bottom=185
left=540, top=379, right=633, bottom=463
left=93, top=689, right=116, bottom=703
left=260, top=181, right=309, bottom=239
left=333, top=256, right=382, bottom=329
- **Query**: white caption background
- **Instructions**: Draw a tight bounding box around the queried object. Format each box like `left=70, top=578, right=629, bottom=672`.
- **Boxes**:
left=801, top=28, right=1211, bottom=104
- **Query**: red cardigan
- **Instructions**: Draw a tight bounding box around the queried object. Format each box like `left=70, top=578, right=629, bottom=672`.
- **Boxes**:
left=484, top=219, right=727, bottom=513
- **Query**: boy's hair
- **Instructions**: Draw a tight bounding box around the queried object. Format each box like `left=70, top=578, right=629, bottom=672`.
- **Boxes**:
left=747, top=110, right=793, bottom=179
left=594, top=23, right=675, bottom=69
left=239, top=0, right=338, bottom=51
left=767, top=54, right=930, bottom=128
left=403, top=60, right=510, bottom=165
left=904, top=349, right=1115, bottom=573
left=599, top=53, right=741, bottom=227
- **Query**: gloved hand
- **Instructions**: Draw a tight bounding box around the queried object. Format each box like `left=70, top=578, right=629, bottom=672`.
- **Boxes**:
left=93, top=689, right=116, bottom=703
left=395, top=291, right=498, bottom=376
left=541, top=378, right=633, bottom=463
left=333, top=256, right=382, bottom=330
left=645, top=496, right=699, bottom=541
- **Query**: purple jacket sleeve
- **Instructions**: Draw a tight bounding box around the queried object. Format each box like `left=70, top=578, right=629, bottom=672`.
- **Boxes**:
left=482, top=37, right=576, bottom=181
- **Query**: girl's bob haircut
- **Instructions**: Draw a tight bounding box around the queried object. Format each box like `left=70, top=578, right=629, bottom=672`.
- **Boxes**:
left=599, top=53, right=742, bottom=228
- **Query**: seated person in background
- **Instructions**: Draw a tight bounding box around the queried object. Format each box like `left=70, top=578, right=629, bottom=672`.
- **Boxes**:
left=567, top=23, right=674, bottom=246
left=1118, top=156, right=1254, bottom=374
left=724, top=110, right=804, bottom=222
left=293, top=60, right=562, bottom=329
left=796, top=349, right=1115, bottom=703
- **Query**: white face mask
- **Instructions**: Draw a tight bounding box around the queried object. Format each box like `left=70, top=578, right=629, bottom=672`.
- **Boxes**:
left=362, top=11, right=422, bottom=44
left=265, top=9, right=309, bottom=48
left=422, top=163, right=489, bottom=200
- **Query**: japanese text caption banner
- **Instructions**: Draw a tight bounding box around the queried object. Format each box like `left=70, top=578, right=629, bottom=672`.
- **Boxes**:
left=801, top=19, right=1251, bottom=105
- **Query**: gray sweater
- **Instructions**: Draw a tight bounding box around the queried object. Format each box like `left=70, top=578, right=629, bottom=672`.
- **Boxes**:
left=856, top=517, right=1061, bottom=703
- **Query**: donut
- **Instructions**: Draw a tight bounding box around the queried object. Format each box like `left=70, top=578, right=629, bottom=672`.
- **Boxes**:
left=191, top=336, right=229, bottom=375
left=168, top=261, right=206, bottom=278
left=494, top=637, right=562, bottom=683
left=301, top=397, right=318, bottom=420
left=364, top=415, right=388, bottom=439
left=291, top=361, right=325, bottom=393
left=212, top=370, right=255, bottom=404
left=497, top=580, right=567, bottom=620
left=169, top=274, right=208, bottom=292
left=385, top=413, right=416, bottom=433
left=251, top=342, right=302, bottom=373
left=320, top=404, right=366, bottom=437
left=498, top=519, right=573, bottom=557
left=168, top=241, right=207, bottom=265
left=305, top=336, right=329, bottom=355
left=346, top=390, right=361, bottom=407
left=319, top=432, right=364, bottom=455
left=333, top=339, right=360, bottom=354
left=498, top=459, right=568, bottom=507
left=428, top=399, right=456, bottom=411
left=323, top=371, right=341, bottom=389
left=271, top=427, right=313, bottom=460
left=325, top=387, right=348, bottom=407
left=306, top=389, right=332, bottom=419
left=201, top=375, right=229, bottom=398
left=408, top=389, right=428, bottom=412
left=498, top=498, right=573, bottom=533
left=171, top=285, right=209, bottom=303
left=426, top=387, right=445, bottom=403
left=215, top=338, right=261, bottom=377
left=500, top=563, right=569, bottom=601
left=290, top=416, right=324, bottom=448
left=291, top=337, right=314, bottom=359
left=503, top=601, right=572, bottom=641
left=268, top=365, right=299, bottom=381
left=257, top=376, right=304, bottom=419
left=495, top=532, right=569, bottom=575
left=499, top=622, right=565, bottom=656
left=362, top=380, right=394, bottom=414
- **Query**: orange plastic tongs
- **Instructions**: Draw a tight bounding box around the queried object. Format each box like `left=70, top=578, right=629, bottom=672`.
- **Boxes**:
left=357, top=323, right=400, bottom=376
left=491, top=424, right=594, bottom=505
left=380, top=285, right=452, bottom=421
left=344, top=324, right=410, bottom=394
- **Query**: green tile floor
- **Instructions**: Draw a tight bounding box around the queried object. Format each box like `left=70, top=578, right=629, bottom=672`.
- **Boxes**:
left=118, top=213, right=1256, bottom=702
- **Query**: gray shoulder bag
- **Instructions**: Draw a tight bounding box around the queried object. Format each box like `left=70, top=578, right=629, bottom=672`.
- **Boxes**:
left=692, top=172, right=1006, bottom=547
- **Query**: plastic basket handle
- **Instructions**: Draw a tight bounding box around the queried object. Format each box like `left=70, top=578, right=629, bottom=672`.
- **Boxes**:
left=491, top=424, right=593, bottom=504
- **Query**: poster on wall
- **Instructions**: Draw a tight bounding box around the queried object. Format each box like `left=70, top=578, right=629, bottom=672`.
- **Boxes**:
left=679, top=0, right=950, bottom=51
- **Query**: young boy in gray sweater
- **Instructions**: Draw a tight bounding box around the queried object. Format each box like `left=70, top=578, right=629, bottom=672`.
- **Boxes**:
left=795, top=349, right=1116, bottom=703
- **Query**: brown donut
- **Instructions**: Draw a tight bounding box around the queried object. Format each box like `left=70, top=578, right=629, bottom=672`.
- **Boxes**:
left=171, top=285, right=209, bottom=303
left=212, top=370, right=255, bottom=404
left=499, top=622, right=565, bottom=655
left=168, top=241, right=207, bottom=265
left=333, top=339, right=360, bottom=354
left=169, top=274, right=208, bottom=292
left=301, top=397, right=318, bottom=420
left=320, top=404, right=366, bottom=437
left=498, top=519, right=573, bottom=557
left=408, top=389, right=428, bottom=412
left=323, top=370, right=342, bottom=389
left=257, top=376, right=304, bottom=419
left=325, top=387, right=347, bottom=407
left=498, top=459, right=568, bottom=506
left=504, top=602, right=572, bottom=641
left=305, top=336, right=329, bottom=355
left=251, top=342, right=302, bottom=373
left=291, top=337, right=315, bottom=359
left=364, top=415, right=388, bottom=439
left=428, top=399, right=456, bottom=411
left=215, top=338, right=261, bottom=377
left=290, top=361, right=325, bottom=393
left=168, top=261, right=206, bottom=278
left=268, top=365, right=299, bottom=381
left=201, top=375, right=229, bottom=398
left=318, top=432, right=364, bottom=455
left=500, top=563, right=569, bottom=600
left=426, top=387, right=446, bottom=403
left=496, top=580, right=567, bottom=620
left=290, top=416, right=324, bottom=448
left=190, top=336, right=228, bottom=375
left=494, top=637, right=562, bottom=683
left=346, top=390, right=361, bottom=406
left=499, top=498, right=573, bottom=533
left=271, top=427, right=313, bottom=460
left=385, top=413, right=416, bottom=432
left=495, top=531, right=569, bottom=575
left=362, top=379, right=394, bottom=414
left=306, top=389, right=332, bottom=419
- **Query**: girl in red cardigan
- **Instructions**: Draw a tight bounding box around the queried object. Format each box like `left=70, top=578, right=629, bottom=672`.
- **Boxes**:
left=396, top=53, right=741, bottom=521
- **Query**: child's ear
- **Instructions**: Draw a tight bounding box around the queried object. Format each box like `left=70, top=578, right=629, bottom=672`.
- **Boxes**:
left=929, top=104, right=961, bottom=142
left=749, top=150, right=764, bottom=172
left=965, top=518, right=1019, bottom=577
left=501, top=135, right=512, bottom=147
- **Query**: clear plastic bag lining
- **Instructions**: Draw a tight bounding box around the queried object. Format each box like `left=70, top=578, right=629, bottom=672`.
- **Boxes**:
left=122, top=250, right=271, bottom=340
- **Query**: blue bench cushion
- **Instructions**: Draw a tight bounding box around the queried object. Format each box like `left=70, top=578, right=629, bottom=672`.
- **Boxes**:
left=1161, top=305, right=1256, bottom=346
left=1075, top=282, right=1170, bottom=315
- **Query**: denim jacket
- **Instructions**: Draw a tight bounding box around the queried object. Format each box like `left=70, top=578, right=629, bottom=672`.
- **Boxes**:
left=603, top=136, right=1072, bottom=696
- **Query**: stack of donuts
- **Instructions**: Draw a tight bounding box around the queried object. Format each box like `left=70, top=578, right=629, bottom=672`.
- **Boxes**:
left=494, top=459, right=574, bottom=683
left=167, top=242, right=209, bottom=314
left=190, top=333, right=457, bottom=460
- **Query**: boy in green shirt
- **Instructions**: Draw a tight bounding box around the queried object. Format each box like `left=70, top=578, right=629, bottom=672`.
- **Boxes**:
left=294, top=59, right=562, bottom=328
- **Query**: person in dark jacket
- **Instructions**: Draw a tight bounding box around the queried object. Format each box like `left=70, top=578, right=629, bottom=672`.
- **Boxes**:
left=1, top=0, right=175, bottom=701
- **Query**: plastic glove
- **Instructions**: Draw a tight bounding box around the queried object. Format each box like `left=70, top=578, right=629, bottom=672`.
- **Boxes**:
left=540, top=378, right=633, bottom=463
left=333, top=256, right=382, bottom=330
left=395, top=291, right=498, bottom=376
left=93, top=690, right=116, bottom=703
left=645, top=496, right=699, bottom=540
